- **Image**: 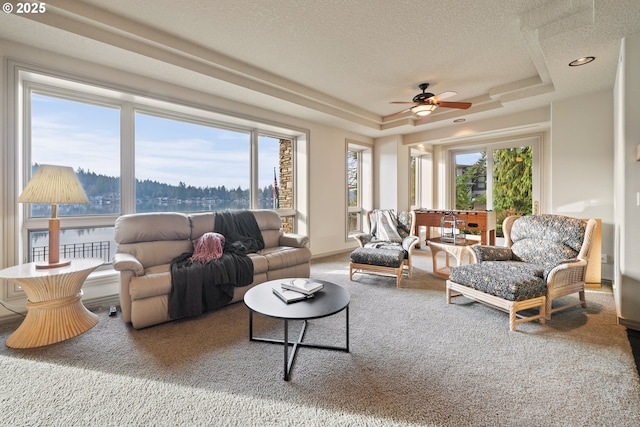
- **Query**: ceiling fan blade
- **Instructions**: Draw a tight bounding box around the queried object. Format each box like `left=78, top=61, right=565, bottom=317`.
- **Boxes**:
left=437, top=101, right=472, bottom=109
left=390, top=101, right=417, bottom=104
left=434, top=91, right=457, bottom=100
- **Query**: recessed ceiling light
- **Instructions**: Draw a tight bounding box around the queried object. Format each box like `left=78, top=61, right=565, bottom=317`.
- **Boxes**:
left=453, top=118, right=465, bottom=123
left=569, top=56, right=595, bottom=67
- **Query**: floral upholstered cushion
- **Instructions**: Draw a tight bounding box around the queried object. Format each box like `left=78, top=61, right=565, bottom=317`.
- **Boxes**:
left=449, top=261, right=547, bottom=301
left=397, top=211, right=412, bottom=239
left=510, top=214, right=586, bottom=252
left=353, top=233, right=374, bottom=246
left=473, top=245, right=514, bottom=262
left=350, top=247, right=405, bottom=268
left=509, top=214, right=585, bottom=278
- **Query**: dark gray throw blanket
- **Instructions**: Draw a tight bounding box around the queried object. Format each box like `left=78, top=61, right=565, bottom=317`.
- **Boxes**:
left=214, top=210, right=265, bottom=254
left=168, top=210, right=263, bottom=320
left=169, top=252, right=253, bottom=319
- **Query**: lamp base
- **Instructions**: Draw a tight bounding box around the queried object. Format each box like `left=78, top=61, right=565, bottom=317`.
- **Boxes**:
left=35, top=259, right=72, bottom=270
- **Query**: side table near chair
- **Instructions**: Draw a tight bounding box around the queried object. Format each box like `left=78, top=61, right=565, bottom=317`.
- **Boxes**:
left=0, top=258, right=103, bottom=348
left=427, top=238, right=475, bottom=279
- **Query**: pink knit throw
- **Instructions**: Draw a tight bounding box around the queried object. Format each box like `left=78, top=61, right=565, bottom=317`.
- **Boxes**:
left=190, top=232, right=225, bottom=262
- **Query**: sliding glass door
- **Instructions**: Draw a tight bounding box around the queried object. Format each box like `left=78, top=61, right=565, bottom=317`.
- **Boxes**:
left=453, top=137, right=540, bottom=236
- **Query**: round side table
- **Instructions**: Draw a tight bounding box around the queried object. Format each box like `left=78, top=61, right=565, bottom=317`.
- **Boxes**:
left=0, top=258, right=104, bottom=348
left=427, top=239, right=475, bottom=279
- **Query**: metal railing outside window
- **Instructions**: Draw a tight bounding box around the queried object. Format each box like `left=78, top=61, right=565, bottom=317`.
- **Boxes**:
left=31, top=241, right=111, bottom=264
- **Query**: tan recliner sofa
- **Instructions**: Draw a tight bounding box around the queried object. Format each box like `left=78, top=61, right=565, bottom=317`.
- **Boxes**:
left=113, top=210, right=311, bottom=329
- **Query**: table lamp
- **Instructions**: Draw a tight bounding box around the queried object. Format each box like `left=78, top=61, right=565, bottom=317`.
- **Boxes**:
left=17, top=164, right=89, bottom=269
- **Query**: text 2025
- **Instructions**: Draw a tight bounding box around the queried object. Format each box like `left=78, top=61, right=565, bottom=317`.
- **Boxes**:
left=17, top=2, right=46, bottom=13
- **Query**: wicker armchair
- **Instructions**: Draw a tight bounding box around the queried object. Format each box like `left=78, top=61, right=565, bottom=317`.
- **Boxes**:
left=446, top=214, right=597, bottom=331
left=349, top=210, right=419, bottom=286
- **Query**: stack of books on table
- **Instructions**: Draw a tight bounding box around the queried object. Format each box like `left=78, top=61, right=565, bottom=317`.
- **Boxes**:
left=272, top=279, right=324, bottom=304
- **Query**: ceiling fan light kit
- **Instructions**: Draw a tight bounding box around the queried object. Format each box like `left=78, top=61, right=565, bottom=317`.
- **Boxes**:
left=412, top=103, right=438, bottom=117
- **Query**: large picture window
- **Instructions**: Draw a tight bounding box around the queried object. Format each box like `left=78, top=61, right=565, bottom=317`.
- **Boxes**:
left=134, top=112, right=251, bottom=212
left=26, top=92, right=121, bottom=265
left=30, top=92, right=121, bottom=217
left=14, top=68, right=302, bottom=267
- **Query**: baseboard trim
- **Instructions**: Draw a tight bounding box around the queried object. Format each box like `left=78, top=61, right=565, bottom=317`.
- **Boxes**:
left=619, top=317, right=640, bottom=332
left=311, top=248, right=355, bottom=260
left=84, top=295, right=120, bottom=312
left=0, top=294, right=120, bottom=325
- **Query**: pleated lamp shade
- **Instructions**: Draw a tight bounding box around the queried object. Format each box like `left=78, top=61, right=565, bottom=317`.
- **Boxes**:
left=18, top=165, right=89, bottom=205
left=18, top=165, right=89, bottom=268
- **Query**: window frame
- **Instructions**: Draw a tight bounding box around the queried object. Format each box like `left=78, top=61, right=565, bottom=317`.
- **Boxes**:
left=346, top=140, right=372, bottom=239
left=448, top=135, right=542, bottom=214
left=347, top=147, right=362, bottom=233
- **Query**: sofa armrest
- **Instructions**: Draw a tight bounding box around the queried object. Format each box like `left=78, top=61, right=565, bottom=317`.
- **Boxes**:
left=472, top=245, right=514, bottom=262
left=279, top=233, right=310, bottom=248
left=113, top=253, right=145, bottom=277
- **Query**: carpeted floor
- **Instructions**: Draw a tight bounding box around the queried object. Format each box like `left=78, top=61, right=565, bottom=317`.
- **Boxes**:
left=0, top=250, right=639, bottom=426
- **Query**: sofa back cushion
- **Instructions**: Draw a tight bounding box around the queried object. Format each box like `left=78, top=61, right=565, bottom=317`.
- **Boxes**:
left=189, top=212, right=216, bottom=241
left=115, top=212, right=193, bottom=269
left=115, top=212, right=191, bottom=244
left=118, top=241, right=193, bottom=269
left=115, top=210, right=284, bottom=268
left=189, top=210, right=283, bottom=248
left=253, top=210, right=283, bottom=248
left=509, top=214, right=586, bottom=267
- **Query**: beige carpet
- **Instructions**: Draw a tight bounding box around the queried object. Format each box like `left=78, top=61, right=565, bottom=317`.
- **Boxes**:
left=1, top=250, right=639, bottom=426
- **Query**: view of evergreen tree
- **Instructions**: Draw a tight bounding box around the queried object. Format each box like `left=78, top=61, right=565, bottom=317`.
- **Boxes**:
left=493, top=147, right=532, bottom=217
left=455, top=147, right=533, bottom=237
left=455, top=153, right=487, bottom=211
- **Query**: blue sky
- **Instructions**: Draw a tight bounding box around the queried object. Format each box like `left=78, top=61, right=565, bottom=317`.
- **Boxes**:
left=31, top=94, right=280, bottom=189
left=455, top=152, right=483, bottom=166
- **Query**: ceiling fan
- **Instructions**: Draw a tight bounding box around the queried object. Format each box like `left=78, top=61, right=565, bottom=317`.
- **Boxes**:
left=390, top=83, right=472, bottom=117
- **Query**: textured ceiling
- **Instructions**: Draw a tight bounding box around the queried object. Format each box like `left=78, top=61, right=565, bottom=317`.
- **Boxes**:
left=1, top=0, right=639, bottom=137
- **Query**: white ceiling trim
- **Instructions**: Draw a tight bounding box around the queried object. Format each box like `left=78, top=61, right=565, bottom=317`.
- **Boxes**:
left=30, top=0, right=383, bottom=128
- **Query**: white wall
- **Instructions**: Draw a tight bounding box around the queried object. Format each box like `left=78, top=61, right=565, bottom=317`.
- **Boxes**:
left=307, top=128, right=373, bottom=253
left=374, top=134, right=410, bottom=211
left=550, top=90, right=615, bottom=280
left=614, top=32, right=640, bottom=329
